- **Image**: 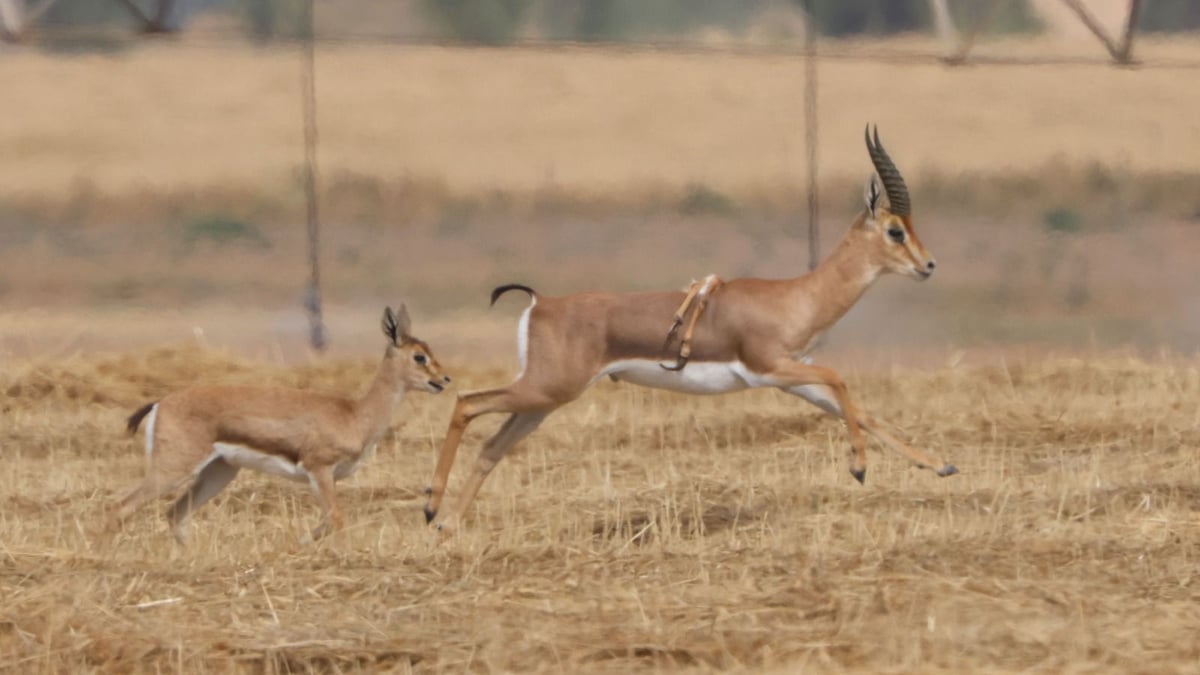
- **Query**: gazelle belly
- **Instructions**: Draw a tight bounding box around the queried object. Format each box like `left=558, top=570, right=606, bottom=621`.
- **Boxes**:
left=213, top=443, right=310, bottom=483
left=601, top=359, right=769, bottom=395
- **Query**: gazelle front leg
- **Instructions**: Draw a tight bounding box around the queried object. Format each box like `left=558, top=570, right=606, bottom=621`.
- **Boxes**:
left=787, top=383, right=958, bottom=477
left=763, top=359, right=869, bottom=483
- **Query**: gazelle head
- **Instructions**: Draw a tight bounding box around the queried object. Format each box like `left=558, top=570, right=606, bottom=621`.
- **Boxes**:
left=381, top=305, right=451, bottom=394
left=861, top=125, right=936, bottom=281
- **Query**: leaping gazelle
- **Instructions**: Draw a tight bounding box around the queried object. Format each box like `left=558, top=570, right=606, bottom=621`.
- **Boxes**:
left=112, top=305, right=451, bottom=544
left=424, top=126, right=957, bottom=532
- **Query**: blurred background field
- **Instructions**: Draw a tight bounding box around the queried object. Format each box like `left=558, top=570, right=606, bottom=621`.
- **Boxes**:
left=3, top=0, right=1200, bottom=672
left=2, top=1, right=1200, bottom=361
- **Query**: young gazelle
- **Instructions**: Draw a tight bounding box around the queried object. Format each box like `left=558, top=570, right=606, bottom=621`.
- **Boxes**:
left=112, top=305, right=450, bottom=544
left=424, top=126, right=957, bottom=532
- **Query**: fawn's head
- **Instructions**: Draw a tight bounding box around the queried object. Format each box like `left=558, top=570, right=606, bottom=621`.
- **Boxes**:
left=381, top=305, right=450, bottom=394
left=859, top=125, right=936, bottom=282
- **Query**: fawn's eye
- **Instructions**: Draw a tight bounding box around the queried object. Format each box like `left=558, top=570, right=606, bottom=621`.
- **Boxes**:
left=887, top=228, right=905, bottom=243
left=413, top=353, right=427, bottom=365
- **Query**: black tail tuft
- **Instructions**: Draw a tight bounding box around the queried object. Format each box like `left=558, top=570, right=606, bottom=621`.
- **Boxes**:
left=490, top=283, right=536, bottom=307
left=126, top=402, right=156, bottom=434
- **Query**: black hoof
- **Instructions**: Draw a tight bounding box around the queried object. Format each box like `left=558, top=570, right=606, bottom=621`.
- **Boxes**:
left=423, top=506, right=436, bottom=524
left=851, top=468, right=866, bottom=484
left=937, top=464, right=959, bottom=477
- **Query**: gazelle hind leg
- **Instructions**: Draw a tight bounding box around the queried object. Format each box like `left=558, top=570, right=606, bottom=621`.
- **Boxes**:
left=306, top=464, right=342, bottom=541
left=786, top=383, right=957, bottom=477
left=111, top=455, right=201, bottom=530
left=167, top=457, right=240, bottom=545
left=434, top=411, right=549, bottom=533
left=424, top=385, right=558, bottom=525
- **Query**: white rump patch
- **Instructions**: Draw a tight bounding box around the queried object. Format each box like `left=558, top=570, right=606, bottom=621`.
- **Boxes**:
left=514, top=296, right=536, bottom=381
left=142, top=404, right=158, bottom=464
left=600, top=360, right=775, bottom=395
left=212, top=443, right=310, bottom=483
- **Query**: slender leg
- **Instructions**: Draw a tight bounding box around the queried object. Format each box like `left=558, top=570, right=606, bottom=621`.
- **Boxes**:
left=435, top=411, right=549, bottom=533
left=761, top=359, right=869, bottom=482
left=167, top=457, right=240, bottom=545
left=424, top=385, right=556, bottom=524
left=111, top=454, right=202, bottom=533
left=786, top=383, right=958, bottom=477
left=663, top=275, right=722, bottom=371
left=664, top=278, right=706, bottom=346
left=307, top=464, right=342, bottom=541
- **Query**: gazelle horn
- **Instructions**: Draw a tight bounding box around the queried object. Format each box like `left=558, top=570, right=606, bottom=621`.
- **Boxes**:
left=864, top=125, right=910, bottom=217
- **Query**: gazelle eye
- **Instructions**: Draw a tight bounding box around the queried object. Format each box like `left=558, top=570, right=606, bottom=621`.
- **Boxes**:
left=887, top=228, right=906, bottom=243
left=413, top=353, right=427, bottom=365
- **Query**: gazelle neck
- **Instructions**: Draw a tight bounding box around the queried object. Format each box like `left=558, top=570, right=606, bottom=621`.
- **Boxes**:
left=791, top=212, right=884, bottom=334
left=355, top=350, right=408, bottom=437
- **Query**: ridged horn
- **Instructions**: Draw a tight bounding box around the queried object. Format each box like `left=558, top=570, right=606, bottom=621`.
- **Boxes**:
left=864, top=124, right=910, bottom=217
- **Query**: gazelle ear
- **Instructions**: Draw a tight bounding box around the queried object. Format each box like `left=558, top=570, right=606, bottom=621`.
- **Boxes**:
left=864, top=173, right=883, bottom=218
left=393, top=303, right=412, bottom=338
left=381, top=307, right=398, bottom=342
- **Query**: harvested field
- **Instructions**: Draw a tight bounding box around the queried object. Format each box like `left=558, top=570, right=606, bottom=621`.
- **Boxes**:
left=3, top=346, right=1199, bottom=672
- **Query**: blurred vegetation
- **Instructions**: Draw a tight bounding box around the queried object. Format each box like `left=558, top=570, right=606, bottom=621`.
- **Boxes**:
left=1043, top=207, right=1083, bottom=234
left=1138, top=0, right=1200, bottom=32
left=419, top=0, right=535, bottom=45
left=242, top=0, right=306, bottom=43
left=421, top=0, right=1044, bottom=43
left=32, top=0, right=1200, bottom=45
left=181, top=215, right=271, bottom=252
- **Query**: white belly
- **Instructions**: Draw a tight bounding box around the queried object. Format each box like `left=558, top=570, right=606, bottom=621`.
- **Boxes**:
left=214, top=443, right=310, bottom=483
left=601, top=359, right=770, bottom=395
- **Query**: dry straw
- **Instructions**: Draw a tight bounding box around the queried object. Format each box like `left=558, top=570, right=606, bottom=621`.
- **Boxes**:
left=2, top=346, right=1199, bottom=672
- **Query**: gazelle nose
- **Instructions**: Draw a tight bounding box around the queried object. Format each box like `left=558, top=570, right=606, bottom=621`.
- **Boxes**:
left=443, top=375, right=451, bottom=383
left=926, top=260, right=936, bottom=271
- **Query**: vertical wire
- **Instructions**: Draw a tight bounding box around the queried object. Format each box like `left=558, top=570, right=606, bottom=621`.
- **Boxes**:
left=804, top=0, right=820, bottom=271
left=301, top=0, right=326, bottom=350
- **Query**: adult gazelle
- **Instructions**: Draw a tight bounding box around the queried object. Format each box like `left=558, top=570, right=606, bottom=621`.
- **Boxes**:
left=425, top=126, right=957, bottom=532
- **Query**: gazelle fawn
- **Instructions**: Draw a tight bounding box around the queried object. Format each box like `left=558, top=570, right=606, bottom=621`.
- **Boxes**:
left=424, top=126, right=957, bottom=533
left=112, top=305, right=450, bottom=545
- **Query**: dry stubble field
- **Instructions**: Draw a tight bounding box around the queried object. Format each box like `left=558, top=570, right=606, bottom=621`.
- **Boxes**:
left=4, top=33, right=1200, bottom=674
left=2, top=344, right=1199, bottom=673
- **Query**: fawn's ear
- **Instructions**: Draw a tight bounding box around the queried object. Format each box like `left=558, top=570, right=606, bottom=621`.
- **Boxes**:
left=393, top=303, right=412, bottom=338
left=381, top=306, right=399, bottom=343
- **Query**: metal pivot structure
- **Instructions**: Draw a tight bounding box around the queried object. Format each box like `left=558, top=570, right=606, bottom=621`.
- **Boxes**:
left=301, top=0, right=327, bottom=351
left=802, top=0, right=819, bottom=271
left=929, top=0, right=1144, bottom=66
left=0, top=0, right=180, bottom=40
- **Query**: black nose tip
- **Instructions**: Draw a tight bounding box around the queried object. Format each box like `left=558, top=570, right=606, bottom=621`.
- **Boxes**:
left=926, top=260, right=936, bottom=271
left=443, top=375, right=451, bottom=383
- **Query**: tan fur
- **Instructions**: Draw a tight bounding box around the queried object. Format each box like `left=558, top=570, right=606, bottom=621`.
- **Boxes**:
left=425, top=137, right=955, bottom=533
left=111, top=306, right=450, bottom=545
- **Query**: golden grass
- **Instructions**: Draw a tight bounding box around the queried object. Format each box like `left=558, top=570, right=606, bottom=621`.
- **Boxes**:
left=4, top=37, right=1200, bottom=202
left=3, top=345, right=1199, bottom=672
